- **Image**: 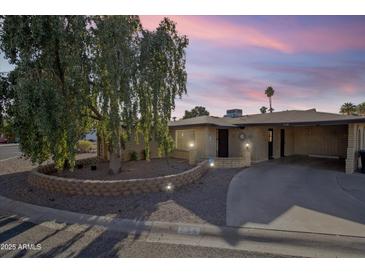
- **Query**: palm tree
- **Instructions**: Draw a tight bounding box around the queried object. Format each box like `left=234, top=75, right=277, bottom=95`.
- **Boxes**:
left=265, top=86, right=275, bottom=113
left=260, top=106, right=268, bottom=114
left=357, top=102, right=365, bottom=116
left=340, top=102, right=357, bottom=115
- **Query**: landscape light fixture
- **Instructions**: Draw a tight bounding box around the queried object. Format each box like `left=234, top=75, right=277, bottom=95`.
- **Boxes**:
left=165, top=183, right=173, bottom=192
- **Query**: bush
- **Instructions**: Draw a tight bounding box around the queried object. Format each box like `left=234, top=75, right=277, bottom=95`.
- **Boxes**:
left=77, top=140, right=93, bottom=153
left=130, top=151, right=138, bottom=161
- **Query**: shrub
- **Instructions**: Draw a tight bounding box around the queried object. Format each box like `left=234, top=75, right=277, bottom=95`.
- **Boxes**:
left=77, top=140, right=93, bottom=153
left=130, top=151, right=138, bottom=161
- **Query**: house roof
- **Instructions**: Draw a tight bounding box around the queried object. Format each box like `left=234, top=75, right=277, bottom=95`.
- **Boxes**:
left=169, top=109, right=365, bottom=128
left=168, top=115, right=236, bottom=128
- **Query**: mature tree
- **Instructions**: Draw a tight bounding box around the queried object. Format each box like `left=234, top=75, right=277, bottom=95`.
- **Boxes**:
left=0, top=16, right=95, bottom=169
left=0, top=16, right=189, bottom=173
left=265, top=86, right=275, bottom=113
left=183, top=106, right=209, bottom=119
left=259, top=106, right=267, bottom=114
left=340, top=102, right=357, bottom=115
left=91, top=16, right=141, bottom=173
left=357, top=102, right=365, bottom=116
left=137, top=18, right=188, bottom=166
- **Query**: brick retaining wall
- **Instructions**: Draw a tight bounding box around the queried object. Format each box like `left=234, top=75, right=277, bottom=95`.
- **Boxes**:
left=28, top=157, right=209, bottom=196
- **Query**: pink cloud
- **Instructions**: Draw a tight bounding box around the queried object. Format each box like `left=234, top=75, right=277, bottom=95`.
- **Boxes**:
left=141, top=16, right=365, bottom=54
left=282, top=24, right=365, bottom=53
left=140, top=16, right=292, bottom=53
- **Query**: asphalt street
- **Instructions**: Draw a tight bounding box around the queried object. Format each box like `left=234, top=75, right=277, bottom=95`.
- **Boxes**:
left=0, top=144, right=21, bottom=160
left=0, top=214, right=283, bottom=258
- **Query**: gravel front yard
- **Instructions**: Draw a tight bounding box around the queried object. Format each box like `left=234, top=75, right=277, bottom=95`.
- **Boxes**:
left=0, top=156, right=241, bottom=225
left=56, top=158, right=192, bottom=180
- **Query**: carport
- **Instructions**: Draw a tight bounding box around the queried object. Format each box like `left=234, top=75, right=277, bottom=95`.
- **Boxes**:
left=232, top=109, right=365, bottom=174
left=271, top=124, right=348, bottom=172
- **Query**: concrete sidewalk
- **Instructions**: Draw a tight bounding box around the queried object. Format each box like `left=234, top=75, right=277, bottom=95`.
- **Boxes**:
left=0, top=194, right=365, bottom=257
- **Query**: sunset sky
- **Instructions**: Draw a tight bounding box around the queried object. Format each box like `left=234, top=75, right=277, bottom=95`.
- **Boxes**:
left=141, top=16, right=365, bottom=118
left=1, top=16, right=365, bottom=118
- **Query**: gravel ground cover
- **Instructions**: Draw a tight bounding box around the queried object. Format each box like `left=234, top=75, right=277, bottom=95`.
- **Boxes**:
left=0, top=156, right=241, bottom=225
left=55, top=158, right=192, bottom=180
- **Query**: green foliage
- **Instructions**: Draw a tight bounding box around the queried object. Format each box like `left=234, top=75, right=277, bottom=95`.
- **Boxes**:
left=129, top=150, right=138, bottom=161
left=77, top=140, right=93, bottom=153
left=340, top=102, right=357, bottom=115
left=0, top=16, right=189, bottom=170
left=260, top=106, right=267, bottom=114
left=0, top=16, right=95, bottom=169
left=339, top=102, right=365, bottom=116
left=92, top=16, right=140, bottom=155
left=137, top=17, right=189, bottom=159
left=357, top=102, right=365, bottom=116
left=265, top=86, right=275, bottom=113
left=183, top=106, right=209, bottom=119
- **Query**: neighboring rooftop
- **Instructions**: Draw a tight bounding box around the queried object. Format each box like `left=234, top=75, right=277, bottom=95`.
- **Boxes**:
left=169, top=109, right=365, bottom=128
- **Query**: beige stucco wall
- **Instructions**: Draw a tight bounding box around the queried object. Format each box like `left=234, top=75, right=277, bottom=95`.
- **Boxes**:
left=228, top=128, right=244, bottom=157
left=122, top=134, right=160, bottom=161
left=346, top=123, right=365, bottom=173
left=171, top=126, right=217, bottom=159
left=233, top=127, right=268, bottom=163
left=292, top=125, right=348, bottom=157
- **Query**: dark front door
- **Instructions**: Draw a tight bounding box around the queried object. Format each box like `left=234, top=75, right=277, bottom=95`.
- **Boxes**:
left=218, top=129, right=229, bottom=157
left=268, top=128, right=274, bottom=160
left=280, top=129, right=285, bottom=157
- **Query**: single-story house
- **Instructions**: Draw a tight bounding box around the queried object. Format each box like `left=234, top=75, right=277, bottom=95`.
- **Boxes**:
left=168, top=109, right=365, bottom=174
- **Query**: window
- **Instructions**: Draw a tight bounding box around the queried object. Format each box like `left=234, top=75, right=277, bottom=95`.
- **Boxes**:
left=175, top=129, right=195, bottom=150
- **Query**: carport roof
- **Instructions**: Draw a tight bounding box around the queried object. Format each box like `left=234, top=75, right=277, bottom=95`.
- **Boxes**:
left=169, top=109, right=365, bottom=128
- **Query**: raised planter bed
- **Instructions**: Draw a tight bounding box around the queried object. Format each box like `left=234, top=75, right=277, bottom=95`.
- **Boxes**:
left=28, top=157, right=209, bottom=196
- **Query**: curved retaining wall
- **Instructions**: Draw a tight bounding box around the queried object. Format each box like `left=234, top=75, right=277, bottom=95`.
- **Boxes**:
left=28, top=158, right=209, bottom=196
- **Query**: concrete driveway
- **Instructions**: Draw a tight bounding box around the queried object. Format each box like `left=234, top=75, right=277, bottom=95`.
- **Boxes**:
left=226, top=156, right=365, bottom=237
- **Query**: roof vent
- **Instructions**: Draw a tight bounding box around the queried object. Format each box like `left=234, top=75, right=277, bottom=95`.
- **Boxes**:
left=224, top=109, right=243, bottom=118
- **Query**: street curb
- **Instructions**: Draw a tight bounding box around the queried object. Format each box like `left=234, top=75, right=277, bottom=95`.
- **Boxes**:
left=1, top=194, right=365, bottom=257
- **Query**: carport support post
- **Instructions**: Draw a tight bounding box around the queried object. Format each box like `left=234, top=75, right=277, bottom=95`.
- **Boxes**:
left=346, top=124, right=356, bottom=174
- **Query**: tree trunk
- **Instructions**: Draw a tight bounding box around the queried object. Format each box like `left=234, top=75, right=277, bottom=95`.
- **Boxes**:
left=108, top=141, right=122, bottom=174
left=109, top=151, right=122, bottom=174
left=269, top=97, right=273, bottom=113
